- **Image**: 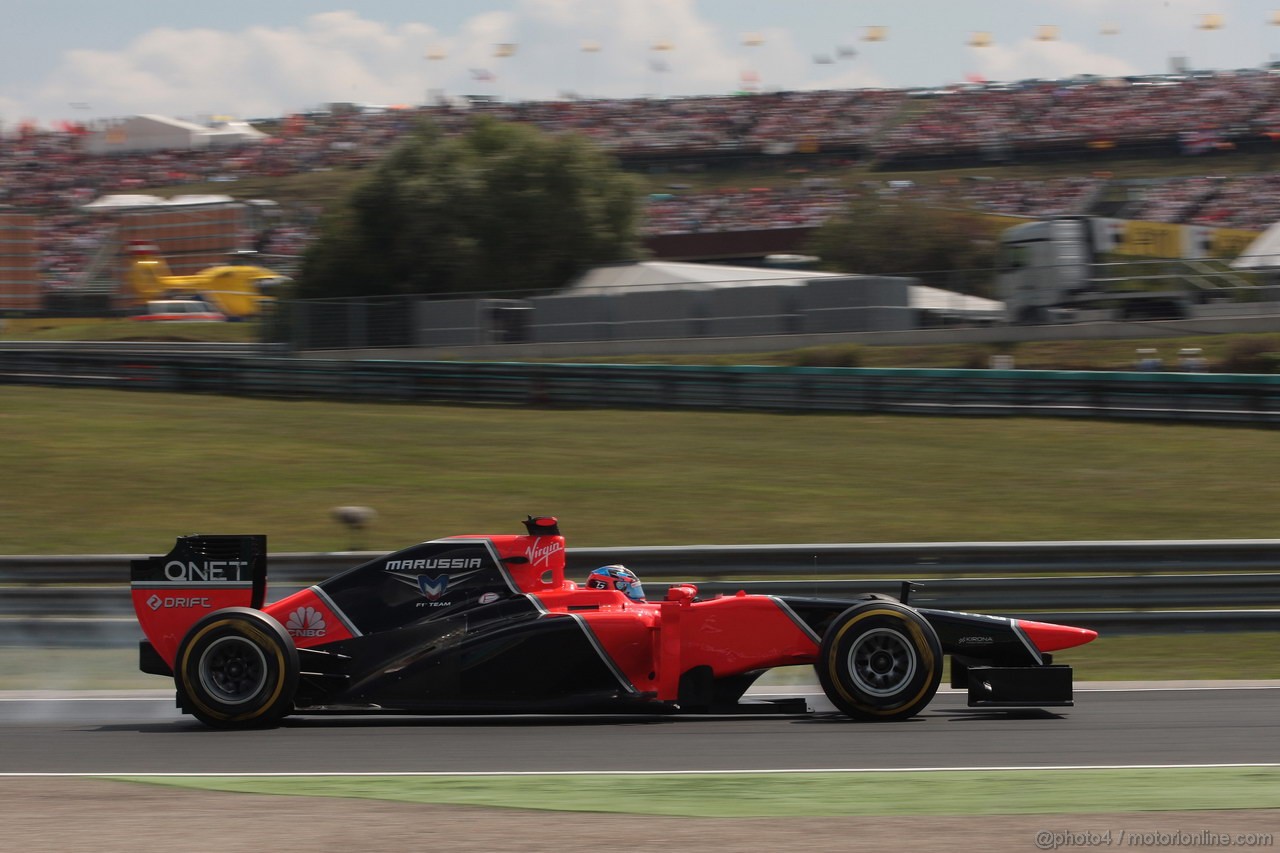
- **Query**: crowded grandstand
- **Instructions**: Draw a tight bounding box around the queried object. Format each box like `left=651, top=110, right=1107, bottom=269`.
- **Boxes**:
left=6, top=69, right=1280, bottom=299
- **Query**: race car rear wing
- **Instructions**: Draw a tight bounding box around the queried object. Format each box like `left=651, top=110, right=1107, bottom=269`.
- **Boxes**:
left=130, top=535, right=268, bottom=670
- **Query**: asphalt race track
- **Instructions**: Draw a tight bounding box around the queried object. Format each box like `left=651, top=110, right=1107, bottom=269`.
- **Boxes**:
left=0, top=685, right=1276, bottom=774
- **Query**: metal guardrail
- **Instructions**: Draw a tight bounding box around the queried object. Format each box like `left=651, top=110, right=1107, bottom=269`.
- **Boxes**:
left=4, top=350, right=1280, bottom=424
left=1, top=541, right=1277, bottom=645
left=7, top=540, right=1280, bottom=583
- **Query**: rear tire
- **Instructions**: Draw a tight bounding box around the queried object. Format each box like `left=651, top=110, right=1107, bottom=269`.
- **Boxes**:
left=817, top=602, right=942, bottom=721
left=175, top=608, right=298, bottom=729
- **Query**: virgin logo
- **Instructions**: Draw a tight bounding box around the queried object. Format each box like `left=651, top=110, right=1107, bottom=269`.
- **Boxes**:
left=526, top=539, right=563, bottom=568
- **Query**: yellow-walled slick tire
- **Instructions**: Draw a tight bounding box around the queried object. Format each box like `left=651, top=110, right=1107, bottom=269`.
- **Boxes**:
left=175, top=608, right=299, bottom=729
left=817, top=602, right=942, bottom=722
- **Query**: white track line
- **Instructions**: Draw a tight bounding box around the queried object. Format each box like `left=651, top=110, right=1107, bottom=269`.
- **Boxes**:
left=2, top=764, right=1279, bottom=778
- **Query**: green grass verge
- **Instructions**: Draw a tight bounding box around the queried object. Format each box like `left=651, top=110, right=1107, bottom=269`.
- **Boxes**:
left=114, top=768, right=1280, bottom=817
left=0, top=317, right=260, bottom=342
left=1063, top=631, right=1280, bottom=681
left=5, top=387, right=1280, bottom=553
left=752, top=632, right=1280, bottom=684
left=3, top=633, right=1277, bottom=691
left=0, top=648, right=158, bottom=691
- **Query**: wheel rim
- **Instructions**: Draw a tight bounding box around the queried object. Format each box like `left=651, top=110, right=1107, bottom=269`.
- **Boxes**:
left=847, top=627, right=917, bottom=697
left=198, top=636, right=269, bottom=705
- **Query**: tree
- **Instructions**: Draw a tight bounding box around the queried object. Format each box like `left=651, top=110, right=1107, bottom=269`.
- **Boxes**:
left=299, top=118, right=642, bottom=299
left=806, top=197, right=999, bottom=296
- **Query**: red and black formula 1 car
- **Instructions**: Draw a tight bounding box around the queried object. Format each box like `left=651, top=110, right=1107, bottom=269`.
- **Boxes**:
left=131, top=517, right=1097, bottom=729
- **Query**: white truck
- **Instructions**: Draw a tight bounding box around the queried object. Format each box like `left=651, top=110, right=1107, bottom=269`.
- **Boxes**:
left=997, top=217, right=1203, bottom=324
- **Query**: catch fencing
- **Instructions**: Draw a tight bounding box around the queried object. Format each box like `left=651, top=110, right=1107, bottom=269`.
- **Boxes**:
left=2, top=540, right=1278, bottom=646
left=4, top=350, right=1280, bottom=426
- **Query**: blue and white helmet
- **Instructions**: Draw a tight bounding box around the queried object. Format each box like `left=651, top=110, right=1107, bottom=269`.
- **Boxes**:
left=585, top=564, right=645, bottom=601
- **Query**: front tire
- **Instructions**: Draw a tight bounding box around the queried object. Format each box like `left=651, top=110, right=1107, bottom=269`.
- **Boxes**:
left=175, top=608, right=298, bottom=729
left=817, top=602, right=942, bottom=721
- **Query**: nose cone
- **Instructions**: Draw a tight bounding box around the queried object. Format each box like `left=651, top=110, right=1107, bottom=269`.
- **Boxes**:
left=1016, top=618, right=1098, bottom=652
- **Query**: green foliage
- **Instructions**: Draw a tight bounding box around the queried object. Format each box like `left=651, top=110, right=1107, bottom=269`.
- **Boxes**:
left=806, top=197, right=999, bottom=295
left=298, top=117, right=643, bottom=298
left=0, top=317, right=259, bottom=343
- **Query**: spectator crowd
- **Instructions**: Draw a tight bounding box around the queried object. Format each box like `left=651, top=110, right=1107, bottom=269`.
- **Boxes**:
left=8, top=69, right=1280, bottom=291
left=873, top=71, right=1280, bottom=161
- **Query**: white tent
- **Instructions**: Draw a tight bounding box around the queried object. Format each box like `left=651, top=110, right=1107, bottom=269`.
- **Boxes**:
left=79, top=194, right=166, bottom=210
left=1231, top=220, right=1280, bottom=270
left=205, top=120, right=269, bottom=148
left=80, top=193, right=235, bottom=211
left=565, top=261, right=1004, bottom=318
left=567, top=261, right=816, bottom=294
left=81, top=115, right=270, bottom=155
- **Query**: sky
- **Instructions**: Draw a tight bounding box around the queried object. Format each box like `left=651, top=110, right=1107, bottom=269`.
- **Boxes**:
left=4, top=0, right=1280, bottom=127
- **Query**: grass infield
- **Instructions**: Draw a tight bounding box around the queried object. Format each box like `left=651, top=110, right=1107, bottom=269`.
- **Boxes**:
left=3, top=385, right=1278, bottom=686
left=4, top=386, right=1280, bottom=553
left=114, top=767, right=1280, bottom=817
left=3, top=632, right=1278, bottom=690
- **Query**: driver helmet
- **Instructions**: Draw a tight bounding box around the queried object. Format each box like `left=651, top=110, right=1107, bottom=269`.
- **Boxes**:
left=585, top=564, right=645, bottom=601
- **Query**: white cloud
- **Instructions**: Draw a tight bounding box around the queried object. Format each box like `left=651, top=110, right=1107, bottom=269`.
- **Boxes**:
left=29, top=13, right=444, bottom=122
left=512, top=0, right=742, bottom=96
left=17, top=2, right=770, bottom=122
left=2, top=0, right=1268, bottom=126
left=0, top=95, right=27, bottom=129
left=971, top=38, right=1139, bottom=82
